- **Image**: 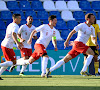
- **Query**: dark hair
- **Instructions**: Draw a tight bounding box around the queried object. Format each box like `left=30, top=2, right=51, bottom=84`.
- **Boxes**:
left=85, top=13, right=95, bottom=20
left=12, top=14, right=21, bottom=19
left=94, top=18, right=96, bottom=24
left=48, top=15, right=56, bottom=21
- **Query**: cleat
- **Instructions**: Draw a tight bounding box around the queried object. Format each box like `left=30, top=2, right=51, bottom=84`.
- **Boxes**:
left=80, top=71, right=92, bottom=76
left=19, top=72, right=26, bottom=76
left=95, top=72, right=100, bottom=76
left=0, top=77, right=3, bottom=80
left=41, top=73, right=52, bottom=78
left=9, top=65, right=16, bottom=72
left=45, top=68, right=51, bottom=78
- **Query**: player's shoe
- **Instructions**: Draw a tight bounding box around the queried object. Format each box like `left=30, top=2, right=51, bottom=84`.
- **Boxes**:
left=9, top=65, right=16, bottom=72
left=45, top=68, right=51, bottom=78
left=80, top=71, right=92, bottom=76
left=41, top=73, right=52, bottom=78
left=0, top=77, right=3, bottom=80
left=19, top=72, right=26, bottom=76
left=95, top=72, right=100, bottom=76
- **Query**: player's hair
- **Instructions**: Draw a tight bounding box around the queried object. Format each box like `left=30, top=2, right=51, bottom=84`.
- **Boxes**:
left=12, top=14, right=21, bottom=19
left=48, top=15, right=56, bottom=21
left=94, top=18, right=96, bottom=24
left=85, top=13, right=95, bottom=20
left=27, top=16, right=33, bottom=18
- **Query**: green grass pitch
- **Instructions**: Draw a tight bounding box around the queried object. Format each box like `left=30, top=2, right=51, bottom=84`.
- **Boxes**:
left=0, top=75, right=100, bottom=90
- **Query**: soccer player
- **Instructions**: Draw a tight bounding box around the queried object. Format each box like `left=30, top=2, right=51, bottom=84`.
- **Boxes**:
left=10, top=15, right=58, bottom=78
left=45, top=13, right=97, bottom=78
left=84, top=18, right=100, bottom=76
left=0, top=14, right=23, bottom=80
left=17, top=16, right=37, bottom=76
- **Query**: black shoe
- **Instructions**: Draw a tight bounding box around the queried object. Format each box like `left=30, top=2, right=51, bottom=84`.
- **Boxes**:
left=0, top=77, right=3, bottom=80
left=9, top=65, right=16, bottom=72
left=45, top=68, right=51, bottom=78
left=95, top=72, right=100, bottom=76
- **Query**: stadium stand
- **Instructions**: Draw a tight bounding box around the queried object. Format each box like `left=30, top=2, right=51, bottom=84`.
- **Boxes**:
left=91, top=1, right=100, bottom=11
left=55, top=1, right=68, bottom=11
left=0, top=20, right=6, bottom=30
left=0, top=1, right=9, bottom=11
left=32, top=20, right=42, bottom=27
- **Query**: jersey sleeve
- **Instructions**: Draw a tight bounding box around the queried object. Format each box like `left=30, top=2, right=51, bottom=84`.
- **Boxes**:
left=35, top=24, right=44, bottom=32
left=12, top=26, right=19, bottom=34
left=91, top=27, right=95, bottom=37
left=74, top=23, right=83, bottom=32
left=18, top=25, right=24, bottom=34
left=96, top=24, right=100, bottom=33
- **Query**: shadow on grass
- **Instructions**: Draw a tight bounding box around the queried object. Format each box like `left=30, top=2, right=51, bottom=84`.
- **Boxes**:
left=0, top=86, right=100, bottom=90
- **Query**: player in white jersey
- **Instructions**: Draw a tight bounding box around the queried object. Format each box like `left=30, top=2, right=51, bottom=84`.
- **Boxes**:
left=9, top=15, right=58, bottom=78
left=17, top=16, right=37, bottom=76
left=0, top=14, right=23, bottom=80
left=45, top=13, right=98, bottom=78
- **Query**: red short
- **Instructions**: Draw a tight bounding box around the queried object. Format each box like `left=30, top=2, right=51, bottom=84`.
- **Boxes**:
left=20, top=48, right=32, bottom=57
left=31, top=44, right=47, bottom=60
left=68, top=41, right=89, bottom=58
left=1, top=46, right=16, bottom=61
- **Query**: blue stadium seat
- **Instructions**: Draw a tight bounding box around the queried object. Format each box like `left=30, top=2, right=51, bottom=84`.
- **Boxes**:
left=67, top=20, right=78, bottom=30
left=76, top=0, right=87, bottom=1
left=13, top=11, right=25, bottom=19
left=0, top=30, right=6, bottom=40
left=46, top=41, right=54, bottom=50
left=92, top=1, right=100, bottom=11
left=25, top=11, right=38, bottom=19
left=1, top=11, right=12, bottom=20
left=31, top=1, right=44, bottom=11
left=7, top=1, right=20, bottom=11
left=49, top=11, right=62, bottom=20
left=79, top=1, right=92, bottom=11
left=79, top=20, right=86, bottom=23
left=37, top=11, right=48, bottom=20
left=85, top=11, right=97, bottom=19
left=61, top=30, right=70, bottom=40
left=73, top=11, right=85, bottom=21
left=16, top=0, right=27, bottom=1
left=43, top=20, right=49, bottom=24
left=19, top=1, right=32, bottom=11
left=55, top=20, right=68, bottom=30
left=6, top=20, right=13, bottom=27
left=97, top=11, right=100, bottom=20
left=0, top=20, right=6, bottom=30
left=32, top=20, right=42, bottom=27
left=19, top=20, right=27, bottom=26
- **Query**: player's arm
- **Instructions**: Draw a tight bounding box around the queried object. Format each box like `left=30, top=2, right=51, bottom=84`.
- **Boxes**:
left=64, top=30, right=76, bottom=48
left=12, top=32, right=23, bottom=49
left=17, top=33, right=25, bottom=42
left=52, top=36, right=58, bottom=51
left=27, top=30, right=37, bottom=45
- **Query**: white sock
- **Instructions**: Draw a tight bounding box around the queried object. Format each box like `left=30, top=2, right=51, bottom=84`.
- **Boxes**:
left=50, top=59, right=65, bottom=72
left=0, top=61, right=13, bottom=67
left=42, top=57, right=48, bottom=74
left=82, top=55, right=93, bottom=72
left=20, top=65, right=27, bottom=74
left=98, top=68, right=100, bottom=73
left=0, top=67, right=8, bottom=77
left=16, top=58, right=30, bottom=66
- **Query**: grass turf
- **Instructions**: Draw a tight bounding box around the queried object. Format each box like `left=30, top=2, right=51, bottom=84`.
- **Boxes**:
left=0, top=75, right=100, bottom=90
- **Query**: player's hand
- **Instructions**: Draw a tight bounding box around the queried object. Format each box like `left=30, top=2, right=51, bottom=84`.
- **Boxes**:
left=20, top=39, right=25, bottom=43
left=54, top=47, right=58, bottom=51
left=69, top=41, right=74, bottom=46
left=96, top=44, right=99, bottom=49
left=64, top=41, right=69, bottom=49
left=27, top=39, right=32, bottom=45
left=17, top=42, right=23, bottom=50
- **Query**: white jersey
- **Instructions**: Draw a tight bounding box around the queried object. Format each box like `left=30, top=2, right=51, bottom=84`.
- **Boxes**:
left=74, top=22, right=95, bottom=44
left=35, top=24, right=56, bottom=48
left=18, top=24, right=36, bottom=49
left=1, top=22, right=19, bottom=49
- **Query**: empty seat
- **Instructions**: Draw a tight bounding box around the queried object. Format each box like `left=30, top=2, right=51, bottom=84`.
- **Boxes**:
left=0, top=20, right=6, bottom=30
left=67, top=1, right=81, bottom=11
left=85, top=11, right=97, bottom=19
left=6, top=20, right=13, bottom=27
left=19, top=1, right=32, bottom=11
left=79, top=1, right=92, bottom=11
left=61, top=30, right=70, bottom=40
left=0, top=30, right=6, bottom=40
left=13, top=11, right=25, bottom=19
left=92, top=1, right=100, bottom=11
left=25, top=11, right=38, bottom=19
left=37, top=11, right=48, bottom=20
left=19, top=20, right=27, bottom=26
left=55, top=1, right=68, bottom=11
left=0, top=1, right=9, bottom=11
left=32, top=20, right=42, bottom=27
left=55, top=20, right=68, bottom=30
left=49, top=11, right=62, bottom=20
left=67, top=20, right=78, bottom=30
left=87, top=0, right=100, bottom=2
left=1, top=11, right=12, bottom=20
left=7, top=1, right=20, bottom=11
left=4, top=0, right=18, bottom=1
left=73, top=11, right=85, bottom=21
left=61, top=10, right=75, bottom=21
left=43, top=1, right=56, bottom=12
left=31, top=1, right=44, bottom=11
left=43, top=20, right=49, bottom=24
left=46, top=41, right=54, bottom=50
left=57, top=41, right=65, bottom=50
